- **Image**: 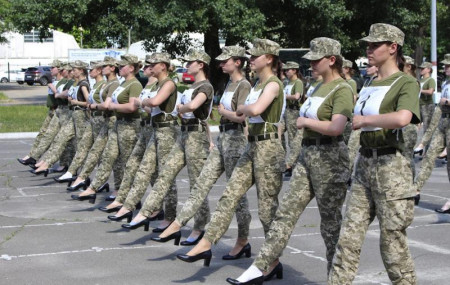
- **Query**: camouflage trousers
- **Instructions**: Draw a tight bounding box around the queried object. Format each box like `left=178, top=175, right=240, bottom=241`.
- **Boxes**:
left=253, top=140, right=349, bottom=273
left=402, top=124, right=418, bottom=179
left=203, top=136, right=285, bottom=244
left=89, top=119, right=140, bottom=191
left=113, top=123, right=156, bottom=205
left=78, top=116, right=116, bottom=179
left=420, top=106, right=441, bottom=146
left=329, top=151, right=416, bottom=285
left=55, top=107, right=75, bottom=167
left=283, top=108, right=300, bottom=149
left=41, top=109, right=87, bottom=166
left=347, top=129, right=361, bottom=173
left=286, top=129, right=304, bottom=168
left=414, top=117, right=450, bottom=192
left=28, top=108, right=54, bottom=159
left=342, top=122, right=353, bottom=145
left=419, top=104, right=435, bottom=140
left=139, top=126, right=210, bottom=230
left=176, top=129, right=251, bottom=239
left=121, top=124, right=178, bottom=218
left=67, top=115, right=105, bottom=175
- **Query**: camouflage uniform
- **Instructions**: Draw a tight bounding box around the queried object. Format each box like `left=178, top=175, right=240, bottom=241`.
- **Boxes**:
left=175, top=55, right=252, bottom=237
left=139, top=67, right=213, bottom=230
left=329, top=23, right=419, bottom=285
left=419, top=62, right=436, bottom=139
left=347, top=129, right=361, bottom=172
left=420, top=106, right=441, bottom=146
left=89, top=56, right=143, bottom=191
left=402, top=123, right=418, bottom=178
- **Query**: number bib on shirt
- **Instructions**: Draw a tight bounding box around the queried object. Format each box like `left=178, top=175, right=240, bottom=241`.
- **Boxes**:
left=111, top=86, right=125, bottom=104
left=245, top=87, right=264, bottom=123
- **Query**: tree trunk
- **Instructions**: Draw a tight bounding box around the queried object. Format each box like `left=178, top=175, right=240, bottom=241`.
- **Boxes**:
left=414, top=26, right=425, bottom=78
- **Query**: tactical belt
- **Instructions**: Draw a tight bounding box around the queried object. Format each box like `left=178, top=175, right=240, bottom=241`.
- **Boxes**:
left=152, top=120, right=178, bottom=128
left=91, top=111, right=103, bottom=117
left=248, top=133, right=278, bottom=142
left=442, top=113, right=450, bottom=118
left=359, top=147, right=397, bottom=158
left=140, top=118, right=151, bottom=126
left=116, top=117, right=137, bottom=122
left=219, top=123, right=243, bottom=133
left=287, top=105, right=300, bottom=110
left=181, top=124, right=205, bottom=132
left=302, top=135, right=344, bottom=146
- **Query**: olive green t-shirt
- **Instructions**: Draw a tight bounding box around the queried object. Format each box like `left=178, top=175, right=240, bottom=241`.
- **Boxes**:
left=220, top=78, right=252, bottom=125
left=75, top=79, right=90, bottom=102
left=152, top=78, right=178, bottom=123
left=441, top=80, right=450, bottom=114
left=347, top=78, right=357, bottom=95
left=302, top=77, right=354, bottom=139
left=419, top=77, right=436, bottom=105
left=248, top=76, right=284, bottom=136
left=286, top=78, right=304, bottom=108
left=191, top=80, right=214, bottom=121
left=56, top=79, right=75, bottom=106
left=115, top=77, right=143, bottom=118
left=138, top=81, right=158, bottom=119
left=359, top=72, right=420, bottom=151
left=306, top=79, right=322, bottom=98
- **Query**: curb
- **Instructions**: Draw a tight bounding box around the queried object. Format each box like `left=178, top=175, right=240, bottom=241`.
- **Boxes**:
left=0, top=127, right=221, bottom=139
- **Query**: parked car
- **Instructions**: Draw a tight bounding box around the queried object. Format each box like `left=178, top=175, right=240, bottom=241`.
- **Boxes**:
left=0, top=70, right=21, bottom=83
left=24, top=66, right=52, bottom=86
left=174, top=67, right=195, bottom=84
left=16, top=68, right=26, bottom=84
left=182, top=71, right=195, bottom=84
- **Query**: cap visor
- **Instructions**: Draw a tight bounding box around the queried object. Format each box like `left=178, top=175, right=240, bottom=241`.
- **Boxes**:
left=441, top=60, right=450, bottom=65
left=302, top=52, right=324, bottom=61
left=246, top=48, right=264, bottom=57
left=215, top=54, right=231, bottom=61
left=359, top=36, right=383, bottom=43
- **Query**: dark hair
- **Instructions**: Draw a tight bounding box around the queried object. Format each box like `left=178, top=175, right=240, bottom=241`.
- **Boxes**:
left=163, top=62, right=170, bottom=71
left=267, top=55, right=283, bottom=79
left=196, top=60, right=210, bottom=79
left=326, top=55, right=345, bottom=79
left=231, top=56, right=249, bottom=79
left=396, top=45, right=405, bottom=71
left=130, top=63, right=143, bottom=75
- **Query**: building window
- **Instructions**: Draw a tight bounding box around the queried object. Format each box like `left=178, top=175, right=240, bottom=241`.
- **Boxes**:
left=24, top=31, right=53, bottom=43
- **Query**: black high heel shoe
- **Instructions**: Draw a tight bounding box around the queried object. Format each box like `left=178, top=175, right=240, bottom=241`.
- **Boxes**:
left=29, top=164, right=38, bottom=170
left=226, top=276, right=264, bottom=285
left=177, top=249, right=212, bottom=267
left=99, top=205, right=122, bottom=213
left=414, top=194, right=420, bottom=206
left=264, top=262, right=283, bottom=281
left=97, top=182, right=109, bottom=193
left=71, top=193, right=96, bottom=204
left=222, top=243, right=251, bottom=260
left=108, top=211, right=133, bottom=223
left=152, top=222, right=169, bottom=233
left=18, top=157, right=36, bottom=166
left=67, top=177, right=91, bottom=192
left=121, top=217, right=150, bottom=231
left=30, top=169, right=49, bottom=177
left=105, top=195, right=116, bottom=202
left=151, top=231, right=181, bottom=246
left=180, top=230, right=205, bottom=246
left=51, top=166, right=68, bottom=174
left=435, top=208, right=450, bottom=214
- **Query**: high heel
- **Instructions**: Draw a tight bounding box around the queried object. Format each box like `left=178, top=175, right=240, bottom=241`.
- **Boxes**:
left=180, top=230, right=204, bottom=246
left=104, top=195, right=116, bottom=202
left=99, top=205, right=122, bottom=213
left=264, top=262, right=283, bottom=281
left=152, top=222, right=169, bottom=233
left=121, top=217, right=150, bottom=231
left=18, top=157, right=36, bottom=166
left=29, top=164, right=38, bottom=170
left=97, top=182, right=110, bottom=193
left=29, top=169, right=49, bottom=177
left=176, top=249, right=212, bottom=267
left=108, top=211, right=133, bottom=223
left=226, top=276, right=264, bottom=285
left=435, top=208, right=450, bottom=214
left=71, top=193, right=96, bottom=204
left=222, top=243, right=251, bottom=260
left=50, top=166, right=68, bottom=174
left=67, top=177, right=90, bottom=192
left=414, top=194, right=420, bottom=206
left=151, top=231, right=181, bottom=246
left=54, top=175, right=77, bottom=184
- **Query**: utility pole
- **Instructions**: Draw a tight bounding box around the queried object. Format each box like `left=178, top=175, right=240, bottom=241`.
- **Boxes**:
left=431, top=0, right=438, bottom=98
left=79, top=26, right=84, bottom=49
left=128, top=26, right=132, bottom=52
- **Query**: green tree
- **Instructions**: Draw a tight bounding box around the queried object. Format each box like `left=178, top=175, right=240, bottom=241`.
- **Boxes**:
left=0, top=0, right=12, bottom=43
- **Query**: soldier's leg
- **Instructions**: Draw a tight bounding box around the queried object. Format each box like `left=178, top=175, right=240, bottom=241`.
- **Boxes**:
left=67, top=120, right=94, bottom=175
left=402, top=124, right=418, bottom=179
left=185, top=130, right=211, bottom=231
left=29, top=113, right=59, bottom=160
left=278, top=116, right=287, bottom=152
left=77, top=123, right=110, bottom=179
left=286, top=108, right=298, bottom=149
left=253, top=155, right=314, bottom=272
left=347, top=129, right=361, bottom=172
left=420, top=107, right=441, bottom=147
left=41, top=120, right=76, bottom=166
left=28, top=109, right=53, bottom=158
left=253, top=138, right=284, bottom=235
left=414, top=129, right=445, bottom=192
left=286, top=129, right=303, bottom=168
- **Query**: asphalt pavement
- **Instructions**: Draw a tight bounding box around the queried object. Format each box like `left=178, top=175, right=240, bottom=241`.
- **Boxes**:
left=0, top=82, right=48, bottom=106
left=0, top=136, right=449, bottom=284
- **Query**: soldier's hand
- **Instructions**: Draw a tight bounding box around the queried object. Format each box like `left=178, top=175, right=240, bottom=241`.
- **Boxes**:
left=296, top=117, right=308, bottom=129
left=352, top=115, right=365, bottom=130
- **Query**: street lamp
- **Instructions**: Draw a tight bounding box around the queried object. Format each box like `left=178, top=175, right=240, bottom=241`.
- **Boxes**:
left=79, top=26, right=84, bottom=48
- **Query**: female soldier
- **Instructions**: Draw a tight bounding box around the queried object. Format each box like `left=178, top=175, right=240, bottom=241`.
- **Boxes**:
left=59, top=57, right=120, bottom=189
left=31, top=60, right=91, bottom=176
left=227, top=37, right=353, bottom=284
left=152, top=46, right=253, bottom=259
left=176, top=39, right=285, bottom=267
left=343, top=59, right=358, bottom=98
left=101, top=53, right=179, bottom=221
left=414, top=54, right=450, bottom=211
left=72, top=54, right=142, bottom=203
left=328, top=23, right=420, bottom=284
left=121, top=49, right=213, bottom=245
left=418, top=61, right=436, bottom=139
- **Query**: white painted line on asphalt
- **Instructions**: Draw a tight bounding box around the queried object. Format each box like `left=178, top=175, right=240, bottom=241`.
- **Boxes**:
left=0, top=132, right=38, bottom=139
left=0, top=221, right=92, bottom=229
left=10, top=192, right=60, bottom=198
left=0, top=245, right=162, bottom=261
left=422, top=193, right=450, bottom=200
left=286, top=245, right=327, bottom=262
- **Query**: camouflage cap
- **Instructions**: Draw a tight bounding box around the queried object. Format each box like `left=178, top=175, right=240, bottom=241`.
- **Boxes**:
left=49, top=59, right=63, bottom=68
left=181, top=49, right=211, bottom=65
left=404, top=56, right=415, bottom=66
left=343, top=59, right=353, bottom=68
left=118, top=54, right=140, bottom=66
left=61, top=62, right=72, bottom=71
left=146, top=52, right=171, bottom=64
left=89, top=61, right=103, bottom=69
left=360, top=23, right=404, bottom=46
left=282, top=61, right=300, bottom=69
left=216, top=46, right=246, bottom=61
left=246, top=38, right=280, bottom=56
left=70, top=60, right=89, bottom=69
left=441, top=54, right=450, bottom=65
left=102, top=56, right=118, bottom=67
left=419, top=61, right=432, bottom=69
left=303, top=37, right=341, bottom=60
